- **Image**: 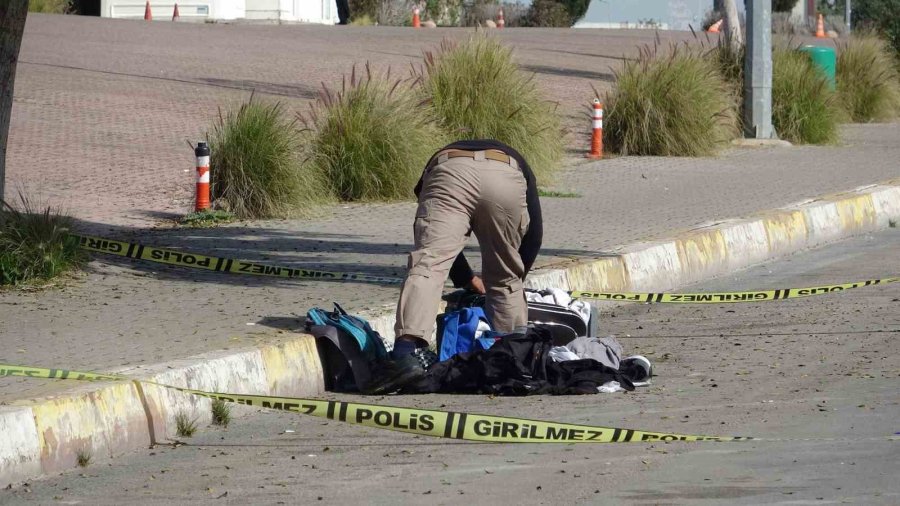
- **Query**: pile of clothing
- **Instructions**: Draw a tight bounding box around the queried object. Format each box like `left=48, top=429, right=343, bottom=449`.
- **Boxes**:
left=308, top=287, right=653, bottom=395
left=402, top=326, right=651, bottom=396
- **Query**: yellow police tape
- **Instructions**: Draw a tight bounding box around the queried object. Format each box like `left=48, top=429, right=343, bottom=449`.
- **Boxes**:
left=75, top=234, right=898, bottom=303
left=74, top=234, right=403, bottom=285
left=571, top=277, right=899, bottom=303
left=1, top=363, right=750, bottom=444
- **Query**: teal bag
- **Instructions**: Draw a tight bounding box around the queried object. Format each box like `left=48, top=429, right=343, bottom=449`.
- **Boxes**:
left=306, top=303, right=388, bottom=362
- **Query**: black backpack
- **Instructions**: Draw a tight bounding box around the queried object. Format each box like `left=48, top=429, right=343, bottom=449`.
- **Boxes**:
left=306, top=303, right=388, bottom=392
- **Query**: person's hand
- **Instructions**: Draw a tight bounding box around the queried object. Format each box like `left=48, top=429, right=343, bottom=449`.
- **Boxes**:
left=467, top=275, right=486, bottom=295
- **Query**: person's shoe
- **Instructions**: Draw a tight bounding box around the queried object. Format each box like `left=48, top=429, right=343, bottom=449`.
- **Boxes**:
left=362, top=353, right=426, bottom=395
left=620, top=355, right=652, bottom=386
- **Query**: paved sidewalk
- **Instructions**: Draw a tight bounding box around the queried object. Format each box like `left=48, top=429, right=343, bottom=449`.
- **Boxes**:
left=6, top=230, right=899, bottom=505
left=2, top=122, right=898, bottom=403
left=8, top=14, right=818, bottom=226
left=1, top=15, right=897, bottom=404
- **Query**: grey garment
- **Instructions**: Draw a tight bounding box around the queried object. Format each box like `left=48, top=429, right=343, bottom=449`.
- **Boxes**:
left=564, top=336, right=624, bottom=370
left=395, top=152, right=530, bottom=342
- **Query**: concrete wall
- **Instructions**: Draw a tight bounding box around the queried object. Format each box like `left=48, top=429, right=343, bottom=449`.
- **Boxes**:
left=100, top=0, right=338, bottom=23
left=100, top=0, right=244, bottom=20
left=241, top=0, right=339, bottom=22
left=576, top=0, right=716, bottom=31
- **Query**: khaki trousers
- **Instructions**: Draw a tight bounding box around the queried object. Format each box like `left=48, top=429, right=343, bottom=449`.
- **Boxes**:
left=395, top=152, right=530, bottom=343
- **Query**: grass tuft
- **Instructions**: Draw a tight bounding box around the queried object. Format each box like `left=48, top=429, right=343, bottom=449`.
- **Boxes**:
left=175, top=411, right=198, bottom=437
left=179, top=209, right=235, bottom=228
left=0, top=193, right=83, bottom=286
left=416, top=35, right=564, bottom=183
left=772, top=48, right=842, bottom=145
left=208, top=98, right=326, bottom=219
left=537, top=188, right=581, bottom=198
left=350, top=14, right=375, bottom=25
left=211, top=399, right=232, bottom=427
left=28, top=0, right=71, bottom=13
left=76, top=448, right=91, bottom=467
left=707, top=37, right=745, bottom=100
left=836, top=32, right=900, bottom=123
left=604, top=42, right=739, bottom=156
left=300, top=64, right=447, bottom=201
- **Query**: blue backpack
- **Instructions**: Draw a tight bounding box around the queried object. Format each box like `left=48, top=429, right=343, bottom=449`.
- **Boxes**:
left=439, top=307, right=493, bottom=361
left=307, top=303, right=388, bottom=362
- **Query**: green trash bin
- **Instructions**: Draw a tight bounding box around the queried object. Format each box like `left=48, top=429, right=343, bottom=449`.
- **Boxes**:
left=799, top=45, right=836, bottom=90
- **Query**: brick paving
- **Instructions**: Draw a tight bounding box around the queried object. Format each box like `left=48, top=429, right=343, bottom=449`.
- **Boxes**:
left=0, top=15, right=897, bottom=402
left=9, top=14, right=701, bottom=225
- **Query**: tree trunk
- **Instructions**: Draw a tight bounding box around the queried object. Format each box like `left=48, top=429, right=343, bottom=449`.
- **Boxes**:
left=722, top=0, right=743, bottom=49
left=0, top=0, right=29, bottom=206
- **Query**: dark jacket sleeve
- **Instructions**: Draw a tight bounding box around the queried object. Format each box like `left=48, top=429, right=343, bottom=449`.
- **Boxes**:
left=449, top=253, right=474, bottom=288
left=519, top=177, right=542, bottom=274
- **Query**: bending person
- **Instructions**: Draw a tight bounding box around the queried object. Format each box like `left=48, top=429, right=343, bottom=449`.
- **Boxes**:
left=367, top=139, right=543, bottom=393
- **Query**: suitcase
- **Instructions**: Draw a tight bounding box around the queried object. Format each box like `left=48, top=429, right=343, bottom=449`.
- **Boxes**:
left=439, top=289, right=599, bottom=347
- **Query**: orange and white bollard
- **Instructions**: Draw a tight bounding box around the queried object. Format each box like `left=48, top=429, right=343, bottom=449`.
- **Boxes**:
left=497, top=8, right=505, bottom=29
left=587, top=99, right=603, bottom=159
left=412, top=7, right=421, bottom=28
left=707, top=19, right=722, bottom=33
left=195, top=141, right=210, bottom=212
left=815, top=13, right=826, bottom=38
left=144, top=0, right=152, bottom=20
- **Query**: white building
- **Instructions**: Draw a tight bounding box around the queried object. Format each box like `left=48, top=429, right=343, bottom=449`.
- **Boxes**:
left=98, top=0, right=339, bottom=23
left=575, top=0, right=816, bottom=32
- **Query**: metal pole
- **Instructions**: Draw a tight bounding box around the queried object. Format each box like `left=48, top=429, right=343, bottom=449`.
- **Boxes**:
left=743, top=0, right=776, bottom=139
left=845, top=0, right=851, bottom=34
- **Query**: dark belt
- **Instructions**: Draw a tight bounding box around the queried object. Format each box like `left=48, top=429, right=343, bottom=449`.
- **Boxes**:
left=431, top=149, right=520, bottom=170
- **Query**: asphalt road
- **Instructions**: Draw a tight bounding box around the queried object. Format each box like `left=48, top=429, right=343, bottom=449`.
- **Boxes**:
left=3, top=229, right=898, bottom=505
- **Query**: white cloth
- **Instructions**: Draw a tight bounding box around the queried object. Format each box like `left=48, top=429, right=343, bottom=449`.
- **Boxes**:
left=548, top=346, right=580, bottom=362
left=597, top=381, right=625, bottom=393
left=474, top=320, right=492, bottom=339
left=568, top=300, right=591, bottom=325
left=526, top=288, right=592, bottom=325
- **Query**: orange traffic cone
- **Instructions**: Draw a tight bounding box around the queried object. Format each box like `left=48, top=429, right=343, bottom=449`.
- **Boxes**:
left=497, top=8, right=505, bottom=29
left=412, top=7, right=421, bottom=28
left=144, top=0, right=152, bottom=20
left=707, top=19, right=722, bottom=33
left=172, top=3, right=180, bottom=21
left=815, top=13, right=825, bottom=38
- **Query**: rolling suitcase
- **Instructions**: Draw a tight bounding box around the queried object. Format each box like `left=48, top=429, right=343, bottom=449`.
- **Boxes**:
left=439, top=289, right=599, bottom=347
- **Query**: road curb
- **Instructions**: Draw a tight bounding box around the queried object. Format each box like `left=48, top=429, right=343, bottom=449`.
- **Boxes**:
left=2, top=180, right=899, bottom=487
left=525, top=181, right=900, bottom=293
left=1, top=338, right=323, bottom=485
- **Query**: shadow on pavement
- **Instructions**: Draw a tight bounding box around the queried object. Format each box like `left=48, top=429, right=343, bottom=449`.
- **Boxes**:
left=534, top=48, right=638, bottom=62
left=522, top=64, right=615, bottom=82
left=194, top=77, right=319, bottom=100
left=70, top=215, right=613, bottom=289
left=256, top=316, right=305, bottom=332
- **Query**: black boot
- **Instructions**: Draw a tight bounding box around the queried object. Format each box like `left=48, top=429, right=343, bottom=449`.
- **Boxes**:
left=363, top=352, right=426, bottom=395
